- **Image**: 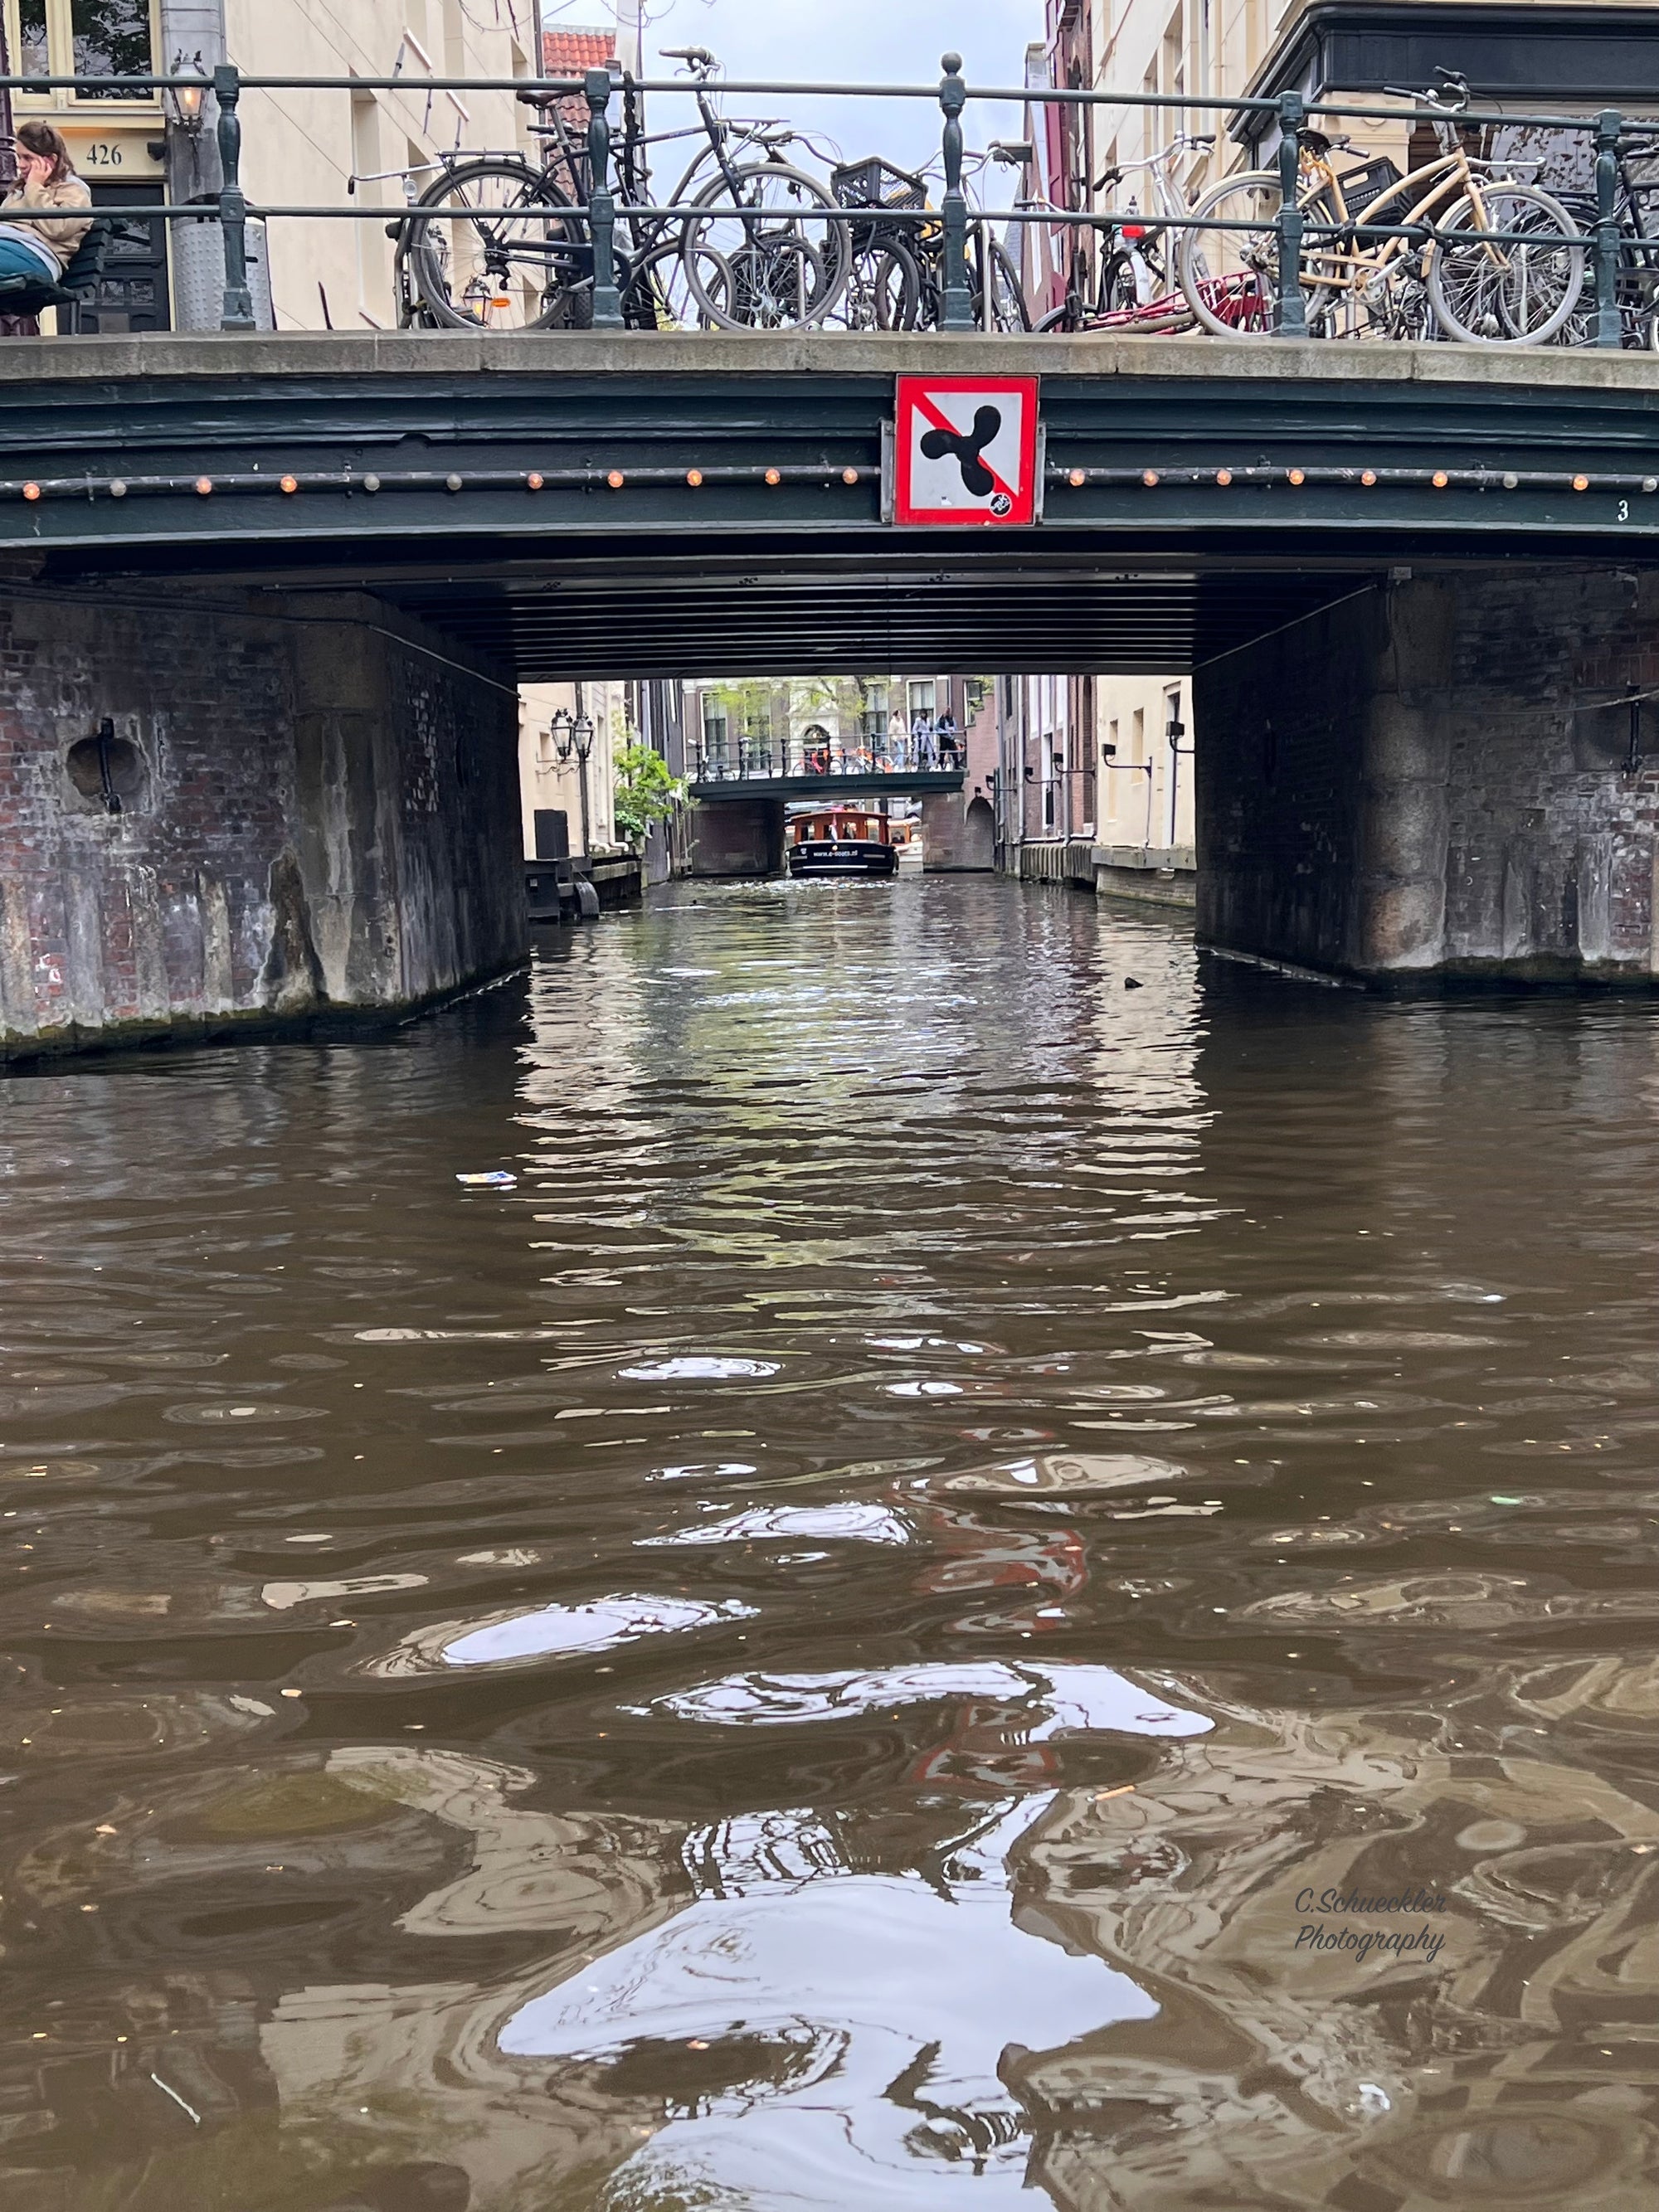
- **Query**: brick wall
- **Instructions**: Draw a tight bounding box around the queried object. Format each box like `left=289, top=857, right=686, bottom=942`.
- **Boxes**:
left=0, top=586, right=523, bottom=1057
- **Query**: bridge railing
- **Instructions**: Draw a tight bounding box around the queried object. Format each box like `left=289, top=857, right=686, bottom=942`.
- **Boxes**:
left=693, top=731, right=969, bottom=783
left=0, top=62, right=1646, bottom=348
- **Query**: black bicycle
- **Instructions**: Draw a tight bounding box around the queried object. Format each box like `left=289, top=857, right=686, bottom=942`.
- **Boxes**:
left=393, top=46, right=850, bottom=333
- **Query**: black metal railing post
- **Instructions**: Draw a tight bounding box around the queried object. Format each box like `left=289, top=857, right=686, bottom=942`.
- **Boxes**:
left=1273, top=90, right=1307, bottom=338
left=214, top=62, right=255, bottom=332
left=1596, top=107, right=1623, bottom=349
left=585, top=66, right=624, bottom=330
left=939, top=51, right=974, bottom=332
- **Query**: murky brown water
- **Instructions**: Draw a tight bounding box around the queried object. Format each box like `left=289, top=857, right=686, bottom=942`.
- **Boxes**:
left=6, top=875, right=1659, bottom=2210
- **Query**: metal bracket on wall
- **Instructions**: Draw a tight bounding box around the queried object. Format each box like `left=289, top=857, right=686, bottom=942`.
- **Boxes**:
left=95, top=715, right=122, bottom=814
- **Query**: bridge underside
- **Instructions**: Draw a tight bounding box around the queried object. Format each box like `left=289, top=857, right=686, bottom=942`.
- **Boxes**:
left=333, top=547, right=1373, bottom=680
left=36, top=534, right=1377, bottom=679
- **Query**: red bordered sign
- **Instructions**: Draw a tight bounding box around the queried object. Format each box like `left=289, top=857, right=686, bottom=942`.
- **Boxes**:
left=894, top=373, right=1039, bottom=527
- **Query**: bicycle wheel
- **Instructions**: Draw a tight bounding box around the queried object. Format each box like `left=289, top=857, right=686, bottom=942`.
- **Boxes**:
left=621, top=235, right=734, bottom=331
left=863, top=241, right=926, bottom=329
left=1178, top=170, right=1331, bottom=338
left=821, top=235, right=922, bottom=331
left=681, top=163, right=851, bottom=330
left=1428, top=185, right=1584, bottom=345
left=973, top=236, right=1029, bottom=332
left=405, top=158, right=589, bottom=332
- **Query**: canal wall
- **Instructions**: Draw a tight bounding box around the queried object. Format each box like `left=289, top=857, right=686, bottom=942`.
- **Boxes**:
left=0, top=586, right=523, bottom=1057
left=1196, top=568, right=1659, bottom=986
left=685, top=796, right=784, bottom=877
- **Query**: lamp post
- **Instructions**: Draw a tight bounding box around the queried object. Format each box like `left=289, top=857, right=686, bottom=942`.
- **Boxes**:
left=572, top=709, right=595, bottom=856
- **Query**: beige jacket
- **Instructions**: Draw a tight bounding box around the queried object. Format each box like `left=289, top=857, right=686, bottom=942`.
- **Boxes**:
left=0, top=173, right=93, bottom=272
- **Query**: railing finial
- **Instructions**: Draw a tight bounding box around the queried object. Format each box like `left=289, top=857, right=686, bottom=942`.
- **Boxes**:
left=938, top=51, right=973, bottom=332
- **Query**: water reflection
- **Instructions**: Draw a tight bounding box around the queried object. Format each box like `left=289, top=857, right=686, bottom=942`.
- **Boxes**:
left=5, top=881, right=1659, bottom=2207
left=501, top=1797, right=1158, bottom=2209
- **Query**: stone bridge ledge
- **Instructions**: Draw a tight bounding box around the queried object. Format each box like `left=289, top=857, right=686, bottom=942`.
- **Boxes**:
left=3, top=327, right=1659, bottom=392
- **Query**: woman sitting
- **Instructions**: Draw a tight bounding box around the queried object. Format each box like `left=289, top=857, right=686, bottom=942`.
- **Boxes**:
left=0, top=122, right=92, bottom=288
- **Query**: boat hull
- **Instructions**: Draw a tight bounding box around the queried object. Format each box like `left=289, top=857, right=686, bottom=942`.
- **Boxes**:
left=788, top=842, right=900, bottom=878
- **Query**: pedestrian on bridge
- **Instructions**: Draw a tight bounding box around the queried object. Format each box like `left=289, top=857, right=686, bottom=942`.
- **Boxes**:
left=0, top=123, right=91, bottom=289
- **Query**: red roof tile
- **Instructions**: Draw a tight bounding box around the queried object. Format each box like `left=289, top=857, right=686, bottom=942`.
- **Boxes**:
left=542, top=26, right=616, bottom=75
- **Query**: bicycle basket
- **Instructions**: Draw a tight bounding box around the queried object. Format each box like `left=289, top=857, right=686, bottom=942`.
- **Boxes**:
left=830, top=156, right=927, bottom=211
left=1334, top=156, right=1404, bottom=218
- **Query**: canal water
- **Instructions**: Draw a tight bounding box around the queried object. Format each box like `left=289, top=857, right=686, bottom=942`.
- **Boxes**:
left=3, top=876, right=1659, bottom=2211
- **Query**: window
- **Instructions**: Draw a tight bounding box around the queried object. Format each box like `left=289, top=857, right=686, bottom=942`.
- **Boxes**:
left=701, top=697, right=728, bottom=756
left=17, top=0, right=46, bottom=75
left=10, top=0, right=159, bottom=103
left=907, top=679, right=936, bottom=723
left=351, top=92, right=383, bottom=317
left=72, top=0, right=152, bottom=89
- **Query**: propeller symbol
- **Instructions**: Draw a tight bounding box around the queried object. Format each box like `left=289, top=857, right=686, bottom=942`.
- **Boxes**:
left=919, top=403, right=1003, bottom=498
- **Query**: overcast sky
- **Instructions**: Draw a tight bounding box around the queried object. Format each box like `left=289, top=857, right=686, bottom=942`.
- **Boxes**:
left=544, top=0, right=1042, bottom=183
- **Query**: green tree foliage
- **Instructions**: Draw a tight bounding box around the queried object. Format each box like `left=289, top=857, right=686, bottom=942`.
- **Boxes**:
left=613, top=744, right=685, bottom=848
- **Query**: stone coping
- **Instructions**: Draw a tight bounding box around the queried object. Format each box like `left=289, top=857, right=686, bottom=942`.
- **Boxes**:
left=2, top=328, right=1657, bottom=391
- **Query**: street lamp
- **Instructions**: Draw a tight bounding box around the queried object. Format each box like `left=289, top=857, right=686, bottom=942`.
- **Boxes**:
left=163, top=50, right=208, bottom=134
left=571, top=710, right=595, bottom=853
left=550, top=706, right=575, bottom=764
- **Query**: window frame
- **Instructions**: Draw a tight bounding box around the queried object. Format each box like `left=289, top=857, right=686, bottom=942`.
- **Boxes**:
left=6, top=0, right=163, bottom=114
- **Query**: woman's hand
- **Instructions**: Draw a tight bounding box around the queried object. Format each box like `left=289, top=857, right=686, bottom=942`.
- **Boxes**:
left=14, top=149, right=51, bottom=189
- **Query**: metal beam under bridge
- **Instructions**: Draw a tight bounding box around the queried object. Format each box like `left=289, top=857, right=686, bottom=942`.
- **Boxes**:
left=6, top=332, right=1659, bottom=676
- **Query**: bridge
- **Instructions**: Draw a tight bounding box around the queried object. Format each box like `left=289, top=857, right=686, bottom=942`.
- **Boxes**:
left=5, top=326, right=1659, bottom=1060
left=7, top=329, right=1658, bottom=671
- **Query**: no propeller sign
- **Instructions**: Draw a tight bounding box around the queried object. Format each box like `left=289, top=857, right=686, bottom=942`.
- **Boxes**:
left=893, top=374, right=1039, bottom=527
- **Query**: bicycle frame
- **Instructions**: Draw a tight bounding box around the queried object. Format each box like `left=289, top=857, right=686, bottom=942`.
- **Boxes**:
left=1301, top=137, right=1505, bottom=293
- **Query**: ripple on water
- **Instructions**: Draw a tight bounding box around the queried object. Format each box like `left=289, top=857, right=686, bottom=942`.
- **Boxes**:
left=368, top=1593, right=759, bottom=1675
left=639, top=1504, right=912, bottom=1548
left=635, top=1661, right=1214, bottom=1739
left=618, top=1357, right=781, bottom=1380
left=925, top=1450, right=1193, bottom=1500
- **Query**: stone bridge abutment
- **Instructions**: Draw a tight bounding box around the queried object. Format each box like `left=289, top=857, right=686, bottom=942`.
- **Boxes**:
left=1196, top=566, right=1659, bottom=988
left=0, top=586, right=523, bottom=1060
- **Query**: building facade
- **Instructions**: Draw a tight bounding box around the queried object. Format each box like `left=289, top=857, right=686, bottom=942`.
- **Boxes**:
left=519, top=678, right=625, bottom=864
left=4, top=0, right=538, bottom=334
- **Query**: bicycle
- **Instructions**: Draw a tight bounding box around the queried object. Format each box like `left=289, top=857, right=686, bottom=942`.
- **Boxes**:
left=826, top=145, right=1029, bottom=332
left=1547, top=126, right=1659, bottom=349
left=1033, top=134, right=1216, bottom=334
left=1177, top=72, right=1585, bottom=345
left=393, top=46, right=850, bottom=333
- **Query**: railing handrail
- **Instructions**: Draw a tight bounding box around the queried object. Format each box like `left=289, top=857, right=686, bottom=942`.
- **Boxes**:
left=5, top=68, right=1652, bottom=135
left=8, top=61, right=1641, bottom=348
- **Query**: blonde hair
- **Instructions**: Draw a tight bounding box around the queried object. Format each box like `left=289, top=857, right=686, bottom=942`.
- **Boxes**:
left=16, top=120, right=74, bottom=183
